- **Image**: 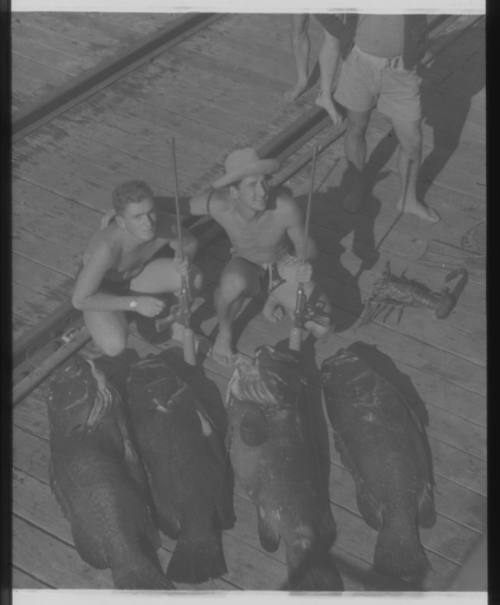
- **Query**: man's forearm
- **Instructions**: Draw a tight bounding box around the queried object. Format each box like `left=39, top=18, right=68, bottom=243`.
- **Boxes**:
left=72, top=291, right=138, bottom=312
left=170, top=232, right=199, bottom=260
left=294, top=237, right=318, bottom=261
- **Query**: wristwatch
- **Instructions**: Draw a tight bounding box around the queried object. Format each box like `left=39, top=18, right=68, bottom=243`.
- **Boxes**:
left=129, top=298, right=139, bottom=310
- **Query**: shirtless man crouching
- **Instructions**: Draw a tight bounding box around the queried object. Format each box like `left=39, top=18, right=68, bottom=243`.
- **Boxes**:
left=189, top=147, right=332, bottom=366
left=72, top=180, right=202, bottom=356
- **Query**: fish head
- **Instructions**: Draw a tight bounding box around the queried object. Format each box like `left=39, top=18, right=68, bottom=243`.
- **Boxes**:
left=321, top=347, right=363, bottom=385
left=46, top=355, right=101, bottom=432
left=127, top=354, right=186, bottom=413
left=228, top=346, right=302, bottom=410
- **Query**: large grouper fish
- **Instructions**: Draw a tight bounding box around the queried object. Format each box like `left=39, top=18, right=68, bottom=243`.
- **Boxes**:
left=320, top=344, right=436, bottom=585
left=46, top=353, right=173, bottom=589
left=226, top=345, right=343, bottom=591
left=126, top=350, right=235, bottom=584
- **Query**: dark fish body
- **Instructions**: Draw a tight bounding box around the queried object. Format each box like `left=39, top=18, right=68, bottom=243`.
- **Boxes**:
left=227, top=346, right=343, bottom=591
left=47, top=354, right=172, bottom=590
left=126, top=352, right=235, bottom=584
left=321, top=346, right=436, bottom=584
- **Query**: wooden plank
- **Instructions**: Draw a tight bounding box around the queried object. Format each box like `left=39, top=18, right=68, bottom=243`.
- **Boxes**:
left=13, top=203, right=95, bottom=259
left=58, top=103, right=228, bottom=181
left=13, top=14, right=222, bottom=141
left=12, top=12, right=178, bottom=59
left=12, top=52, right=70, bottom=94
left=12, top=566, right=52, bottom=589
left=13, top=284, right=67, bottom=339
left=12, top=35, right=83, bottom=78
left=12, top=13, right=183, bottom=114
left=13, top=515, right=115, bottom=588
left=13, top=152, right=120, bottom=214
left=13, top=228, right=80, bottom=277
left=13, top=255, right=73, bottom=302
left=13, top=177, right=101, bottom=237
left=60, top=99, right=235, bottom=186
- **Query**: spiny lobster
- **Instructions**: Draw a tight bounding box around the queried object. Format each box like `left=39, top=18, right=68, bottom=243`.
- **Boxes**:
left=359, top=262, right=468, bottom=326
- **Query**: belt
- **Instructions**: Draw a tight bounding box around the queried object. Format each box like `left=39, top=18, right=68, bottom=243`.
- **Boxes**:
left=353, top=45, right=405, bottom=70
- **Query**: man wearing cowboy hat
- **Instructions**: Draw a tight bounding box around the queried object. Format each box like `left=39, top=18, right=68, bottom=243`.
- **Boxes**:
left=190, top=147, right=332, bottom=366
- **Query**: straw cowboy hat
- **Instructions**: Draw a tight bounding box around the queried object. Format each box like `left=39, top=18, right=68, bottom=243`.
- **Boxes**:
left=212, top=147, right=280, bottom=188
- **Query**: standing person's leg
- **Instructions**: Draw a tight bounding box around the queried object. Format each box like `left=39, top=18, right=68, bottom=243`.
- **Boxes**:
left=284, top=14, right=310, bottom=102
left=391, top=117, right=439, bottom=222
left=341, top=108, right=371, bottom=212
left=212, top=258, right=261, bottom=365
left=334, top=47, right=378, bottom=212
left=344, top=108, right=370, bottom=171
left=379, top=67, right=439, bottom=222
left=315, top=29, right=343, bottom=126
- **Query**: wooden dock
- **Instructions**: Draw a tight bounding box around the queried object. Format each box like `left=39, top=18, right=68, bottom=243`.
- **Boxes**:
left=12, top=13, right=486, bottom=592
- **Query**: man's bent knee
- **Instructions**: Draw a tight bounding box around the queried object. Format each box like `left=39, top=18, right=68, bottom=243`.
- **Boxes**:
left=189, top=264, right=203, bottom=293
left=346, top=119, right=368, bottom=139
left=218, top=272, right=249, bottom=303
left=97, top=337, right=127, bottom=357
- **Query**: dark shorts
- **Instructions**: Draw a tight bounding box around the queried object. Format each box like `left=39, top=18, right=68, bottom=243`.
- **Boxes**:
left=230, top=255, right=331, bottom=330
left=100, top=278, right=133, bottom=297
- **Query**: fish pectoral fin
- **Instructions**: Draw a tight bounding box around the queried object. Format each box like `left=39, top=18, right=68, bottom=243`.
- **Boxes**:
left=257, top=507, right=280, bottom=552
left=355, top=482, right=382, bottom=531
left=158, top=504, right=182, bottom=540
left=240, top=408, right=269, bottom=447
left=143, top=510, right=162, bottom=552
left=49, top=462, right=70, bottom=519
left=417, top=482, right=437, bottom=528
left=72, top=521, right=108, bottom=569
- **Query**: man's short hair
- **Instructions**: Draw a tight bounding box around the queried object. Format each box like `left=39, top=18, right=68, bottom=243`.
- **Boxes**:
left=112, top=180, right=154, bottom=215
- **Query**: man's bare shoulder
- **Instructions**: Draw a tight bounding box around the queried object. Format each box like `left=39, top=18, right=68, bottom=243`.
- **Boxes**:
left=210, top=189, right=232, bottom=214
left=190, top=188, right=232, bottom=217
left=83, top=226, right=120, bottom=266
left=274, top=186, right=300, bottom=215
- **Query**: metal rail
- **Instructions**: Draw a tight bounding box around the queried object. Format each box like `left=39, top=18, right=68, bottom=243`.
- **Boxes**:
left=13, top=13, right=221, bottom=142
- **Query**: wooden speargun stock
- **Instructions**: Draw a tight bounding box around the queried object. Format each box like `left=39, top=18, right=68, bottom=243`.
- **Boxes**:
left=289, top=144, right=318, bottom=352
left=171, top=137, right=196, bottom=365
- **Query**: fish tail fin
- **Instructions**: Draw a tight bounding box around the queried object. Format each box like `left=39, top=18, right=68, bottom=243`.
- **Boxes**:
left=284, top=549, right=344, bottom=592
left=374, top=521, right=430, bottom=586
left=166, top=528, right=227, bottom=584
left=112, top=556, right=174, bottom=590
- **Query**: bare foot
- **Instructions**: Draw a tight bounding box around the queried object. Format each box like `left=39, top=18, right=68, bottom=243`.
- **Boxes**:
left=397, top=198, right=440, bottom=223
left=315, top=91, right=343, bottom=127
left=284, top=78, right=308, bottom=103
left=210, top=333, right=236, bottom=368
left=304, top=319, right=331, bottom=339
left=262, top=299, right=285, bottom=323
left=170, top=321, right=184, bottom=343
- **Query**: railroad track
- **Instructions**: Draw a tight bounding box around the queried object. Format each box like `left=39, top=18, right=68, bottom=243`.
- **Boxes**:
left=12, top=13, right=483, bottom=405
